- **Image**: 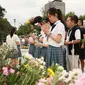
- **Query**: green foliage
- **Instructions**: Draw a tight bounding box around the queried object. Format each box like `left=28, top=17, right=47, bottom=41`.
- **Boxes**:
left=17, top=23, right=41, bottom=36
left=79, top=15, right=85, bottom=20
left=81, top=39, right=85, bottom=44
left=0, top=44, right=17, bottom=68
left=0, top=56, right=45, bottom=85
left=65, top=11, right=75, bottom=20
left=16, top=64, right=43, bottom=85
left=0, top=6, right=12, bottom=44
left=0, top=18, right=12, bottom=44
left=17, top=24, right=33, bottom=35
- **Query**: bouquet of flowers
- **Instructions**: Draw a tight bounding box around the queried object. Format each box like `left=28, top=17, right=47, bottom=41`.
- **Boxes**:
left=0, top=65, right=20, bottom=85
left=37, top=63, right=83, bottom=85
left=0, top=56, right=46, bottom=85
left=0, top=43, right=18, bottom=69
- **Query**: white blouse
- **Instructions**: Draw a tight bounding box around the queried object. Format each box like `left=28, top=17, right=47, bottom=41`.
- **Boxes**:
left=43, top=36, right=48, bottom=45
left=48, top=20, right=65, bottom=47
left=6, top=34, right=20, bottom=50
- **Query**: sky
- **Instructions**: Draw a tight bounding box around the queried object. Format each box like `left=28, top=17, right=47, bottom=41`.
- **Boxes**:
left=0, top=0, right=85, bottom=27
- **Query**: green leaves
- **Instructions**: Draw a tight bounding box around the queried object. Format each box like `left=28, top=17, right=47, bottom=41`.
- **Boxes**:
left=81, top=39, right=85, bottom=44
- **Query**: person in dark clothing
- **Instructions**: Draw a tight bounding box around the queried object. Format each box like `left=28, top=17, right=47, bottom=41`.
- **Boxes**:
left=78, top=19, right=85, bottom=72
left=65, top=15, right=83, bottom=71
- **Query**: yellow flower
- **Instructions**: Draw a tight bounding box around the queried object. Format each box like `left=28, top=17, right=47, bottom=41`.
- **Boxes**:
left=26, top=20, right=30, bottom=24
left=48, top=68, right=54, bottom=77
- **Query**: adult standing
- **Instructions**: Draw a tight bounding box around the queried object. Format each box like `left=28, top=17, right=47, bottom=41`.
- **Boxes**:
left=78, top=19, right=85, bottom=72
left=65, top=15, right=82, bottom=71
left=42, top=8, right=65, bottom=68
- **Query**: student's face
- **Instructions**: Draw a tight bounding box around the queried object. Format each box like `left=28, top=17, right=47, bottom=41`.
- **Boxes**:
left=48, top=13, right=57, bottom=23
left=78, top=20, right=82, bottom=27
left=66, top=17, right=74, bottom=29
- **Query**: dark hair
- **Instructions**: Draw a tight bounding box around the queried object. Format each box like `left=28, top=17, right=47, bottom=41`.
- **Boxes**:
left=69, top=15, right=78, bottom=24
left=33, top=16, right=42, bottom=25
left=10, top=27, right=16, bottom=37
left=42, top=17, right=50, bottom=23
left=78, top=19, right=83, bottom=26
left=47, top=7, right=64, bottom=23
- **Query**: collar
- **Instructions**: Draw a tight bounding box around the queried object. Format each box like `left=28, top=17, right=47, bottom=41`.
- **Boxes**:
left=54, top=20, right=61, bottom=25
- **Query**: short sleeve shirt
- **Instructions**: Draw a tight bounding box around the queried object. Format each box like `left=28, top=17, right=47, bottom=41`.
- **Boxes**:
left=48, top=20, right=65, bottom=47
left=6, top=34, right=20, bottom=50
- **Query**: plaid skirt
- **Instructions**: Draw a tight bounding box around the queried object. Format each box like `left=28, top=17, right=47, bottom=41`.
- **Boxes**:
left=46, top=45, right=64, bottom=68
left=29, top=44, right=36, bottom=57
left=10, top=45, right=21, bottom=59
left=40, top=47, right=47, bottom=62
left=34, top=47, right=42, bottom=58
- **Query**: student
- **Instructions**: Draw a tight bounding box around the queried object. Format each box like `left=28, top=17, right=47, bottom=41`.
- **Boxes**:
left=42, top=8, right=65, bottom=68
left=33, top=17, right=50, bottom=59
left=6, top=27, right=21, bottom=66
left=28, top=33, right=36, bottom=57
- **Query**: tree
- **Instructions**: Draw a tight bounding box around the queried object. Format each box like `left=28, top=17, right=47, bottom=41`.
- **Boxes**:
left=79, top=15, right=85, bottom=20
left=0, top=18, right=12, bottom=44
left=0, top=5, right=6, bottom=18
left=17, top=24, right=33, bottom=35
left=0, top=6, right=13, bottom=45
left=65, top=11, right=75, bottom=20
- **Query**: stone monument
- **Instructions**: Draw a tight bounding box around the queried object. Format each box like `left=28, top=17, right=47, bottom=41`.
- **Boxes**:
left=44, top=0, right=65, bottom=15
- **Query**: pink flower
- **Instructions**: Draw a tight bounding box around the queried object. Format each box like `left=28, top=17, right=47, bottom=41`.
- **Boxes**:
left=9, top=68, right=15, bottom=74
left=37, top=78, right=47, bottom=85
left=2, top=67, right=8, bottom=76
left=39, top=78, right=47, bottom=82
left=75, top=73, right=85, bottom=85
left=37, top=82, right=45, bottom=85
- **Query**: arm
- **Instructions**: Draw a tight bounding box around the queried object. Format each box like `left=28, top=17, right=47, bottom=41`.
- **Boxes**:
left=15, top=35, right=21, bottom=45
left=65, top=29, right=81, bottom=45
left=48, top=24, right=65, bottom=44
left=49, top=33, right=62, bottom=44
left=72, top=29, right=81, bottom=44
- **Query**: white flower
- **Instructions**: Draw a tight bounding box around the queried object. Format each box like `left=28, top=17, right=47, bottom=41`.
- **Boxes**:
left=62, top=70, right=69, bottom=76
left=40, top=57, right=44, bottom=61
left=64, top=76, right=71, bottom=83
left=58, top=70, right=69, bottom=81
left=69, top=69, right=82, bottom=80
left=57, top=66, right=64, bottom=72
left=25, top=53, right=33, bottom=60
left=40, top=65, right=45, bottom=70
left=56, top=63, right=59, bottom=66
left=42, top=62, right=46, bottom=65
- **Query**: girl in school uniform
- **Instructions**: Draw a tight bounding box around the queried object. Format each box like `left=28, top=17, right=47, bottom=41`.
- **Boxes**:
left=6, top=27, right=21, bottom=66
left=28, top=33, right=36, bottom=57
left=34, top=35, right=43, bottom=58
left=42, top=8, right=65, bottom=68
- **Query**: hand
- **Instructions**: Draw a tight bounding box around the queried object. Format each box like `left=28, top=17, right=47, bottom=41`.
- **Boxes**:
left=69, top=41, right=73, bottom=44
left=81, top=44, right=84, bottom=49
